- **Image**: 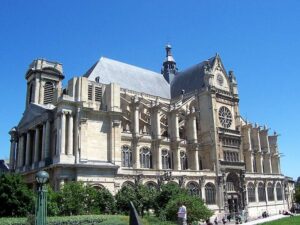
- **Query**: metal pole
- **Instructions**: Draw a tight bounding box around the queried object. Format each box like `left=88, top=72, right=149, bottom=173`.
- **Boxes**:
left=35, top=184, right=47, bottom=225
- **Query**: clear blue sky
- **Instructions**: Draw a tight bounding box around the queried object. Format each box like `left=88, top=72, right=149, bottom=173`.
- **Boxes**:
left=0, top=0, right=299, bottom=179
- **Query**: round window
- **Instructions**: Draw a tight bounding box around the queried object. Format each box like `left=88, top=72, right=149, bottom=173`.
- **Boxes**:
left=218, top=106, right=232, bottom=128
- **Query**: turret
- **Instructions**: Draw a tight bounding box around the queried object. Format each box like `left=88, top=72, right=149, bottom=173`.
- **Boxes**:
left=161, top=44, right=177, bottom=84
left=25, top=59, right=64, bottom=107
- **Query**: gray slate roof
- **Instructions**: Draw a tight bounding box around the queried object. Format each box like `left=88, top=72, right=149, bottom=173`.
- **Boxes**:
left=84, top=57, right=170, bottom=99
left=171, top=56, right=216, bottom=98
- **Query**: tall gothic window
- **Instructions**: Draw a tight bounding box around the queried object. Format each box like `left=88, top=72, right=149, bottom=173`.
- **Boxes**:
left=121, top=145, right=132, bottom=167
left=205, top=183, right=216, bottom=205
left=247, top=183, right=256, bottom=202
left=267, top=183, right=274, bottom=201
left=161, top=149, right=171, bottom=169
left=44, top=81, right=54, bottom=104
left=258, top=182, right=266, bottom=202
left=276, top=183, right=283, bottom=201
left=187, top=182, right=200, bottom=197
left=140, top=147, right=152, bottom=169
left=180, top=151, right=188, bottom=170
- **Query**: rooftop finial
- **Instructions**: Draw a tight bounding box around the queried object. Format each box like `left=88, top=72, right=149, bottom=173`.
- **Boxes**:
left=162, top=44, right=177, bottom=84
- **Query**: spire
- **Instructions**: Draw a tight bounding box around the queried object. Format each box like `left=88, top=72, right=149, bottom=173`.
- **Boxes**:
left=161, top=44, right=177, bottom=84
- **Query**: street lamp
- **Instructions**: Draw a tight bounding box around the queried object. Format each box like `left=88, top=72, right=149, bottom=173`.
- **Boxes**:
left=35, top=170, right=49, bottom=225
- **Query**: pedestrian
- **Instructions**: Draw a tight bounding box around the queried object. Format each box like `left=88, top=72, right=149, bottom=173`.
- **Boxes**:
left=214, top=217, right=218, bottom=225
left=177, top=202, right=187, bottom=225
left=206, top=219, right=213, bottom=225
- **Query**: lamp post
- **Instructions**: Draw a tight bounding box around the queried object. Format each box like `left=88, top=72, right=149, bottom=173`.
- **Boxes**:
left=35, top=170, right=49, bottom=225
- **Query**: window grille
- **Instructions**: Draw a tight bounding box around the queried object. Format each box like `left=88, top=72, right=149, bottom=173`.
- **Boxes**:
left=95, top=86, right=102, bottom=102
left=121, top=146, right=132, bottom=167
left=180, top=151, right=188, bottom=170
left=205, top=183, right=216, bottom=204
left=276, top=183, right=283, bottom=200
left=140, top=147, right=152, bottom=169
left=161, top=149, right=172, bottom=169
left=44, top=82, right=54, bottom=104
left=258, top=183, right=266, bottom=202
left=267, top=183, right=274, bottom=201
left=247, top=183, right=256, bottom=202
left=88, top=85, right=93, bottom=100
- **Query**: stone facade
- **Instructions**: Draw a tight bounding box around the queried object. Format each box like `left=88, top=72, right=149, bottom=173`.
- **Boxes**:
left=9, top=47, right=294, bottom=219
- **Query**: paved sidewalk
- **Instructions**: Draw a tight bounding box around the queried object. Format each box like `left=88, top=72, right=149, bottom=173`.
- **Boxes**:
left=241, top=214, right=287, bottom=225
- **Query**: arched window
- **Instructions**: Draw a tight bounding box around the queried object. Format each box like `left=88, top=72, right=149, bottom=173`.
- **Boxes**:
left=122, top=181, right=135, bottom=189
left=187, top=182, right=200, bottom=197
left=140, top=147, right=152, bottom=168
left=276, top=183, right=283, bottom=201
left=28, top=83, right=34, bottom=103
left=121, top=145, right=132, bottom=167
left=247, top=183, right=256, bottom=202
left=258, top=182, right=266, bottom=202
left=145, top=182, right=158, bottom=190
left=205, top=183, right=216, bottom=205
left=44, top=81, right=54, bottom=104
left=180, top=151, right=188, bottom=170
left=267, top=183, right=274, bottom=201
left=161, top=149, right=172, bottom=169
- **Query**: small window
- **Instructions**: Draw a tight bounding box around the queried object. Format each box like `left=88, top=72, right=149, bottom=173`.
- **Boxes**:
left=44, top=82, right=54, bottom=104
left=247, top=183, right=256, bottom=202
left=267, top=183, right=274, bottom=201
left=180, top=151, right=188, bottom=170
left=258, top=183, right=266, bottom=202
left=121, top=145, right=132, bottom=167
left=276, top=183, right=283, bottom=201
left=88, top=85, right=93, bottom=100
left=140, top=147, right=152, bottom=169
left=205, top=183, right=216, bottom=204
left=95, top=76, right=100, bottom=83
left=161, top=149, right=172, bottom=169
left=95, top=86, right=102, bottom=102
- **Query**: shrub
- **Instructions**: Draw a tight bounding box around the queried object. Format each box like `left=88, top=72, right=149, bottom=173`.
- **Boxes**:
left=164, top=193, right=213, bottom=224
left=0, top=173, right=35, bottom=217
left=115, top=186, right=137, bottom=214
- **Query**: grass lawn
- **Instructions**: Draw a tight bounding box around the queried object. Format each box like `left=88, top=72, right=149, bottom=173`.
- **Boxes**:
left=0, top=214, right=177, bottom=225
left=261, top=216, right=300, bottom=225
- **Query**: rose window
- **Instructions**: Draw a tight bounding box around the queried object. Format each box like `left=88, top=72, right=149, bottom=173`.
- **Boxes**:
left=218, top=106, right=232, bottom=128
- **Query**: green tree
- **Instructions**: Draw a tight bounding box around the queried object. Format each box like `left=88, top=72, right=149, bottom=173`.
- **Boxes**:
left=58, top=181, right=87, bottom=215
left=0, top=173, right=35, bottom=216
left=155, top=183, right=187, bottom=215
left=94, top=187, right=116, bottom=214
left=46, top=185, right=60, bottom=216
left=115, top=185, right=137, bottom=214
left=135, top=184, right=158, bottom=216
left=164, top=193, right=213, bottom=224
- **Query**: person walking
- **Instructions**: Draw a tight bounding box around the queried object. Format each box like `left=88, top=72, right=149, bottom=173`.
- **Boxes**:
left=177, top=202, right=187, bottom=225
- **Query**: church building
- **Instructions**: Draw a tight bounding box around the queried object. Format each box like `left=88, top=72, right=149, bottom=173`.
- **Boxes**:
left=9, top=45, right=294, bottom=218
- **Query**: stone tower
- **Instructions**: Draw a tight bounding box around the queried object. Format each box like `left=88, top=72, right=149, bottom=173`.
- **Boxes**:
left=161, top=44, right=177, bottom=84
left=25, top=59, right=64, bottom=107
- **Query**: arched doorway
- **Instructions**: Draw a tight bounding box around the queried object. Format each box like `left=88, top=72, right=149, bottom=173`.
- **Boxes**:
left=226, top=172, right=241, bottom=215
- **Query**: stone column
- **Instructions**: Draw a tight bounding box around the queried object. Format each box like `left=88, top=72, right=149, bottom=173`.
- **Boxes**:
left=56, top=115, right=61, bottom=155
left=255, top=182, right=259, bottom=203
left=41, top=123, right=46, bottom=160
left=44, top=121, right=50, bottom=158
left=67, top=113, right=73, bottom=155
left=9, top=139, right=16, bottom=170
left=61, top=112, right=66, bottom=155
left=256, top=153, right=263, bottom=173
left=74, top=107, right=80, bottom=163
left=173, top=113, right=179, bottom=141
left=25, top=132, right=31, bottom=166
left=133, top=139, right=140, bottom=169
left=133, top=105, right=139, bottom=135
left=17, top=135, right=24, bottom=168
left=34, top=127, right=40, bottom=163
left=191, top=115, right=197, bottom=142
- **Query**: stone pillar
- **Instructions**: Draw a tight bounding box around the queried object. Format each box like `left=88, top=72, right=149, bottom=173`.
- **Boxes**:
left=133, top=102, right=139, bottom=135
left=255, top=182, right=259, bottom=203
left=56, top=115, right=61, bottom=155
left=34, top=127, right=40, bottom=163
left=9, top=140, right=16, bottom=170
left=191, top=115, right=197, bottom=142
left=133, top=140, right=140, bottom=169
left=172, top=143, right=180, bottom=170
left=41, top=123, right=46, bottom=160
left=74, top=107, right=80, bottom=163
left=256, top=153, right=263, bottom=173
left=269, top=155, right=273, bottom=174
left=67, top=113, right=73, bottom=155
left=173, top=113, right=179, bottom=141
left=61, top=112, right=66, bottom=155
left=25, top=132, right=31, bottom=166
left=17, top=135, right=24, bottom=168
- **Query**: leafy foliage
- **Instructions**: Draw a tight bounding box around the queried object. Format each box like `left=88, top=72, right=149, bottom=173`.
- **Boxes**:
left=164, top=193, right=213, bottom=223
left=115, top=185, right=137, bottom=214
left=295, top=186, right=300, bottom=204
left=0, top=173, right=35, bottom=217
